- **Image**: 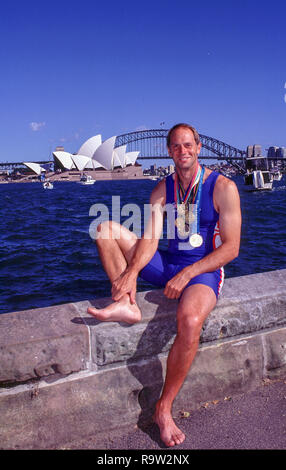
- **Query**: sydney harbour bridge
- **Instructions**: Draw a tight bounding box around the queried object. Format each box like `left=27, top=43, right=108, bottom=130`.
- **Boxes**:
left=1, top=129, right=248, bottom=172
left=115, top=129, right=247, bottom=173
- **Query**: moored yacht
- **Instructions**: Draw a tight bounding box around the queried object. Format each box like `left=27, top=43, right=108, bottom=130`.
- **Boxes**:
left=244, top=156, right=273, bottom=191
left=244, top=170, right=273, bottom=191
left=43, top=181, right=53, bottom=189
left=79, top=174, right=96, bottom=185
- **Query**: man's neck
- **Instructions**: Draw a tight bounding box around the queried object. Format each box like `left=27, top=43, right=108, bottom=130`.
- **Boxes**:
left=176, top=164, right=200, bottom=190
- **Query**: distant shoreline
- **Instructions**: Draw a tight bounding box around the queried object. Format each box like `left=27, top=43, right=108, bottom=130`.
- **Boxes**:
left=0, top=165, right=159, bottom=184
left=0, top=163, right=240, bottom=185
left=0, top=174, right=158, bottom=184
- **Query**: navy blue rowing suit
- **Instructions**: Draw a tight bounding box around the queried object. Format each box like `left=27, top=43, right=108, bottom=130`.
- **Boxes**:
left=139, top=171, right=224, bottom=298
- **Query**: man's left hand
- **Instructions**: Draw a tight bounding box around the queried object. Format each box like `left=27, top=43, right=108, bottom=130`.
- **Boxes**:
left=164, top=268, right=191, bottom=299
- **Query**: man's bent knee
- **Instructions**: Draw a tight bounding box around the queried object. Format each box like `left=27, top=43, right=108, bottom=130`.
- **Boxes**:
left=176, top=313, right=204, bottom=348
left=95, top=220, right=121, bottom=241
left=176, top=285, right=217, bottom=348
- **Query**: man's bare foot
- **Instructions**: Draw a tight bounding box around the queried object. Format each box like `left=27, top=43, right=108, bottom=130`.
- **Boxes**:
left=153, top=402, right=185, bottom=447
left=87, top=294, right=141, bottom=324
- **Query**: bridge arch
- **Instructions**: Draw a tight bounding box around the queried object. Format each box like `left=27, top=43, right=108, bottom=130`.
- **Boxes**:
left=115, top=129, right=246, bottom=172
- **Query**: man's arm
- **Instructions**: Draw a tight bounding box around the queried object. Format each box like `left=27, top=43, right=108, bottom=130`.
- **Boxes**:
left=111, top=179, right=166, bottom=303
left=164, top=176, right=241, bottom=299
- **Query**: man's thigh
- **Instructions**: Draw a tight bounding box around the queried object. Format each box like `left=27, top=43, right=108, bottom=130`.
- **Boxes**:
left=183, top=269, right=224, bottom=300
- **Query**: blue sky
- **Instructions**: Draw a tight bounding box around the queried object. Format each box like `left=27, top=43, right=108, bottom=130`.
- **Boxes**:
left=1, top=0, right=286, bottom=164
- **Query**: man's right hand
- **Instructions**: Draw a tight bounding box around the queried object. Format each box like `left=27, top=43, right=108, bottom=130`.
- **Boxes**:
left=111, top=268, right=138, bottom=304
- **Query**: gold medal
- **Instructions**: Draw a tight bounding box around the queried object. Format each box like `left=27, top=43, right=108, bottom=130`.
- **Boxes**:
left=174, top=166, right=205, bottom=248
left=175, top=167, right=203, bottom=241
left=175, top=217, right=185, bottom=230
left=186, top=207, right=196, bottom=225
left=177, top=204, right=185, bottom=216
left=177, top=205, right=195, bottom=224
left=175, top=217, right=188, bottom=238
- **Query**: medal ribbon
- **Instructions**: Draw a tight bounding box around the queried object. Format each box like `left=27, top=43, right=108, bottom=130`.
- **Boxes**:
left=174, top=164, right=201, bottom=205
left=192, top=165, right=205, bottom=235
left=174, top=165, right=205, bottom=238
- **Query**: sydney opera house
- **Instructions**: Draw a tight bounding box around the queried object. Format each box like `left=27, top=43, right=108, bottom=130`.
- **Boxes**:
left=23, top=134, right=144, bottom=181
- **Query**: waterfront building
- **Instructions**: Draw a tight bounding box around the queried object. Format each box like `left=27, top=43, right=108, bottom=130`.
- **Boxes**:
left=246, top=143, right=268, bottom=171
left=247, top=145, right=253, bottom=159
left=18, top=133, right=143, bottom=182
left=50, top=134, right=143, bottom=181
left=246, top=144, right=263, bottom=159
left=52, top=134, right=140, bottom=173
left=267, top=146, right=279, bottom=159
left=253, top=144, right=262, bottom=157
left=246, top=145, right=262, bottom=158
left=277, top=147, right=286, bottom=159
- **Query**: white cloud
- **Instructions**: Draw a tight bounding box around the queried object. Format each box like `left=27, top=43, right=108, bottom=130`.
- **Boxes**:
left=29, top=121, right=46, bottom=131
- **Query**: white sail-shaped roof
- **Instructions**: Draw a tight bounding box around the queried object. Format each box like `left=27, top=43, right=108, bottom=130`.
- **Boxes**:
left=93, top=160, right=104, bottom=169
left=112, top=152, right=123, bottom=168
left=84, top=158, right=104, bottom=170
left=125, top=151, right=140, bottom=165
left=77, top=135, right=102, bottom=159
left=23, top=162, right=46, bottom=175
left=113, top=145, right=127, bottom=168
left=53, top=151, right=76, bottom=170
left=92, top=136, right=117, bottom=170
left=71, top=154, right=91, bottom=171
left=84, top=159, right=94, bottom=169
left=125, top=155, right=133, bottom=166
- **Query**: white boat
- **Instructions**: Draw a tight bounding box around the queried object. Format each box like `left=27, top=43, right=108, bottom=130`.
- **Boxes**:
left=244, top=170, right=273, bottom=191
left=244, top=155, right=273, bottom=191
left=79, top=174, right=96, bottom=185
left=43, top=181, right=53, bottom=189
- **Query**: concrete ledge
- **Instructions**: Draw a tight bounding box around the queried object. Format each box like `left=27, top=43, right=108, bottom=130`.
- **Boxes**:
left=79, top=268, right=286, bottom=369
left=0, top=303, right=90, bottom=383
left=1, top=327, right=286, bottom=449
left=0, top=269, right=286, bottom=449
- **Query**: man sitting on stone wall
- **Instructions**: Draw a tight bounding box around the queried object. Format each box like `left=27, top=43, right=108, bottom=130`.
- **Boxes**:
left=87, top=123, right=241, bottom=447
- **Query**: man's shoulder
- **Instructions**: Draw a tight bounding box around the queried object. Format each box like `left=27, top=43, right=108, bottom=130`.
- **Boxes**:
left=155, top=177, right=167, bottom=191
left=213, top=174, right=240, bottom=211
left=150, top=178, right=166, bottom=204
left=214, top=173, right=238, bottom=192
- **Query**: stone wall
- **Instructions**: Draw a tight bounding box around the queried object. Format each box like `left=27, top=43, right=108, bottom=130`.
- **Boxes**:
left=1, top=269, right=286, bottom=449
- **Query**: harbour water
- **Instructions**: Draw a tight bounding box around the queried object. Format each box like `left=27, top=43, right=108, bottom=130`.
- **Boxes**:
left=1, top=175, right=286, bottom=314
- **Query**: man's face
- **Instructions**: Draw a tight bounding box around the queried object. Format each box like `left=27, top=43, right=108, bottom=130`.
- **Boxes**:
left=168, top=127, right=201, bottom=171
